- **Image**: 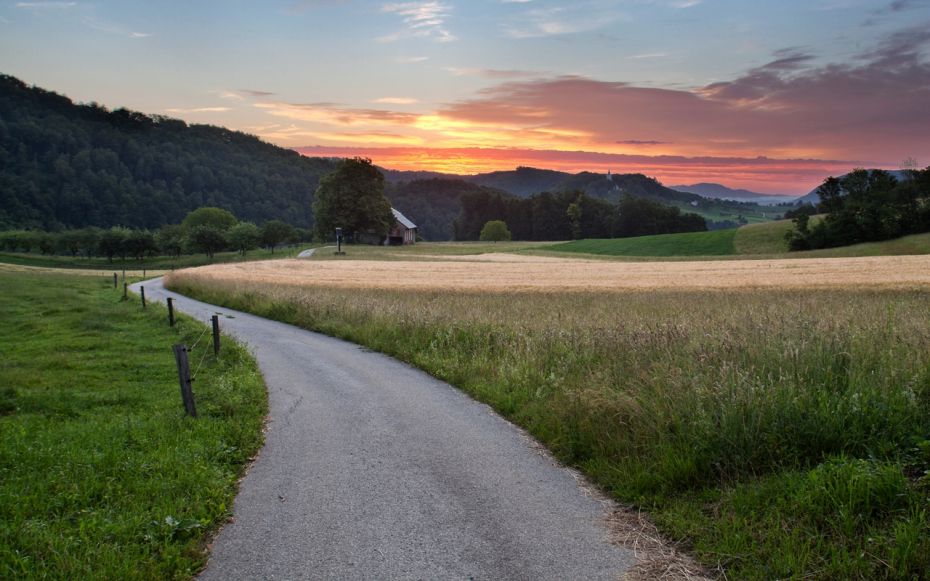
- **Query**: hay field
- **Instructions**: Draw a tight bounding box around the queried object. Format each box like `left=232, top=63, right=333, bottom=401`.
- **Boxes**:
left=166, top=252, right=930, bottom=580
left=178, top=253, right=930, bottom=292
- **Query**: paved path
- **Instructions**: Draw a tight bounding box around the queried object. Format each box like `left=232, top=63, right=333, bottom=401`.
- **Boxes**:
left=134, top=278, right=633, bottom=580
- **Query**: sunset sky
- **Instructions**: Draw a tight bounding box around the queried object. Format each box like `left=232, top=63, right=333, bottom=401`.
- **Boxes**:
left=1, top=0, right=928, bottom=194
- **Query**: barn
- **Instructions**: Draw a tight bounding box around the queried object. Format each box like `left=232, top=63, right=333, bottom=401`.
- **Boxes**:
left=387, top=208, right=417, bottom=245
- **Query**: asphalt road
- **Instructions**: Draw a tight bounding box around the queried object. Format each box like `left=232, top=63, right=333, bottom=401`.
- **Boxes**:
left=134, top=278, right=633, bottom=580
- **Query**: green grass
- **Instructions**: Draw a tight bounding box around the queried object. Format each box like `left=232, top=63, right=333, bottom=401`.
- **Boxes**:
left=732, top=219, right=794, bottom=254
left=544, top=220, right=930, bottom=261
left=0, top=245, right=311, bottom=271
left=549, top=229, right=738, bottom=257
left=0, top=269, right=267, bottom=579
left=167, top=273, right=930, bottom=580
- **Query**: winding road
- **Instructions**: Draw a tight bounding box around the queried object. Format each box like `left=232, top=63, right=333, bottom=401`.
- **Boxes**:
left=134, top=278, right=633, bottom=580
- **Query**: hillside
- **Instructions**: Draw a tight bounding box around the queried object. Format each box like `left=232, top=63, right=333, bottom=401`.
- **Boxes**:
left=0, top=74, right=337, bottom=230
left=671, top=182, right=796, bottom=205
left=548, top=218, right=930, bottom=259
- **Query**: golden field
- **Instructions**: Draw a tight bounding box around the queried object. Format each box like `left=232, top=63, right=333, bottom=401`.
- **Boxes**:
left=175, top=253, right=930, bottom=292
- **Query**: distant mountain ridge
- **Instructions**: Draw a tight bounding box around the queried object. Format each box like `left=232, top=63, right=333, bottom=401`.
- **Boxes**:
left=671, top=183, right=796, bottom=205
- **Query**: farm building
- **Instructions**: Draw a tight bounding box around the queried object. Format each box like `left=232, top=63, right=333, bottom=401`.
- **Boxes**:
left=387, top=208, right=417, bottom=245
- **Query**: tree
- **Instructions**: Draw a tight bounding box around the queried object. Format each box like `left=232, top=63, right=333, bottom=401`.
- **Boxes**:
left=186, top=225, right=227, bottom=259
left=566, top=197, right=583, bottom=240
left=228, top=222, right=260, bottom=255
left=181, top=207, right=238, bottom=232
left=58, top=230, right=84, bottom=258
left=313, top=157, right=393, bottom=242
left=124, top=230, right=157, bottom=261
left=98, top=227, right=129, bottom=262
left=260, top=220, right=296, bottom=253
left=155, top=224, right=185, bottom=259
left=479, top=220, right=512, bottom=242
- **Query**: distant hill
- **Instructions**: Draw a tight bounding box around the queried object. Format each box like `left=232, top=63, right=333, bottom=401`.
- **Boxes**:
left=672, top=183, right=796, bottom=205
left=0, top=73, right=337, bottom=230
left=795, top=169, right=910, bottom=205
left=467, top=167, right=569, bottom=197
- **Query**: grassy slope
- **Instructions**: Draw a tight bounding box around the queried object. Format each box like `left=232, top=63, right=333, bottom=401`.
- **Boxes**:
left=0, top=245, right=311, bottom=271
left=0, top=269, right=266, bottom=579
left=548, top=219, right=930, bottom=260
left=168, top=274, right=930, bottom=580
left=550, top=229, right=737, bottom=257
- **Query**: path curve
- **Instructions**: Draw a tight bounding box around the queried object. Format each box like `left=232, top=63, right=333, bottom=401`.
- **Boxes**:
left=134, top=278, right=633, bottom=580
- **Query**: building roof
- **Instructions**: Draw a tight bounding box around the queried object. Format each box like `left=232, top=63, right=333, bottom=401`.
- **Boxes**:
left=391, top=207, right=417, bottom=230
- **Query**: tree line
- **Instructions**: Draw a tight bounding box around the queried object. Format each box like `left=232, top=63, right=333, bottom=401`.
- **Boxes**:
left=453, top=189, right=707, bottom=241
left=0, top=207, right=309, bottom=261
left=786, top=167, right=930, bottom=250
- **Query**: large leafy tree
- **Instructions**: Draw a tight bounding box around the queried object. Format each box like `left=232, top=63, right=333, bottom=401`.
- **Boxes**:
left=181, top=207, right=238, bottom=232
left=260, top=220, right=296, bottom=253
left=228, top=222, right=261, bottom=256
left=313, top=158, right=393, bottom=242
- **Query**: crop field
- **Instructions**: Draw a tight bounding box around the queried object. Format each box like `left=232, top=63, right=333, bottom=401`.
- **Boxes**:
left=166, top=253, right=930, bottom=580
left=176, top=253, right=930, bottom=292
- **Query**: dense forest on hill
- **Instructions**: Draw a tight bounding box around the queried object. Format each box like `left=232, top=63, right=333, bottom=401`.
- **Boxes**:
left=0, top=74, right=336, bottom=230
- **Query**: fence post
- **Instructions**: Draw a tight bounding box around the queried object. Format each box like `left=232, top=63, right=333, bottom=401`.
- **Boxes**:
left=212, top=315, right=221, bottom=356
left=113, top=272, right=118, bottom=289
left=167, top=298, right=175, bottom=327
left=123, top=282, right=128, bottom=300
left=172, top=344, right=197, bottom=417
left=140, top=286, right=146, bottom=309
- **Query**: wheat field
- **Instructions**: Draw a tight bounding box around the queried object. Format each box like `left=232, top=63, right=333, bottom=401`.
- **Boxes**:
left=177, top=253, right=930, bottom=292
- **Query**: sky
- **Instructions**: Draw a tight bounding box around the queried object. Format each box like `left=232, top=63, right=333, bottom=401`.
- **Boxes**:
left=1, top=0, right=929, bottom=195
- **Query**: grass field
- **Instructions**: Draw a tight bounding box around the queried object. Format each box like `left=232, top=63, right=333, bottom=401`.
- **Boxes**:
left=0, top=245, right=310, bottom=271
left=0, top=268, right=266, bottom=579
left=549, top=219, right=930, bottom=260
left=167, top=260, right=930, bottom=580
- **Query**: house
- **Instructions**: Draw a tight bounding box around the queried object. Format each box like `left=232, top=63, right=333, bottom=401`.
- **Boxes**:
left=387, top=207, right=417, bottom=245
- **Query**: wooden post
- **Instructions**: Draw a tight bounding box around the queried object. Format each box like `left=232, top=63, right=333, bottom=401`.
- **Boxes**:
left=123, top=282, right=128, bottom=300
left=122, top=268, right=126, bottom=283
left=211, top=315, right=221, bottom=356
left=140, top=286, right=146, bottom=308
left=113, top=272, right=118, bottom=288
left=167, top=298, right=175, bottom=326
left=172, top=344, right=197, bottom=417
left=143, top=268, right=146, bottom=279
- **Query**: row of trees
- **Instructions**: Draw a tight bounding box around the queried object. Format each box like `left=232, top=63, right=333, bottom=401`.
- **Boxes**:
left=786, top=167, right=930, bottom=251
left=0, top=207, right=309, bottom=261
left=453, top=189, right=706, bottom=241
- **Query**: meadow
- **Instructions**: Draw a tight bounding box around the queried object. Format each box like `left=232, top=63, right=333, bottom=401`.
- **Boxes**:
left=167, top=257, right=930, bottom=580
left=550, top=219, right=930, bottom=259
left=0, top=267, right=266, bottom=579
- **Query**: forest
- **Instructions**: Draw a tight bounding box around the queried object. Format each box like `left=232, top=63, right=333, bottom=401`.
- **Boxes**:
left=0, top=74, right=336, bottom=231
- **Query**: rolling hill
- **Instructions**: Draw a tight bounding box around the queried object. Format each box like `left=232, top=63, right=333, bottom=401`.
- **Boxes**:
left=0, top=74, right=337, bottom=230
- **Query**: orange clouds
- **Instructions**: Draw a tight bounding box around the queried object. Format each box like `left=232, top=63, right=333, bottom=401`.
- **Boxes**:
left=269, top=26, right=930, bottom=193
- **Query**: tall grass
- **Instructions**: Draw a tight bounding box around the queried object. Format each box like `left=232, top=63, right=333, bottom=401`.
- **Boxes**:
left=166, top=273, right=930, bottom=579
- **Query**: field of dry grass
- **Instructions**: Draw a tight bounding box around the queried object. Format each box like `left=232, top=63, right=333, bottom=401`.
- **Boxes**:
left=165, top=252, right=930, bottom=580
left=178, top=253, right=930, bottom=292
